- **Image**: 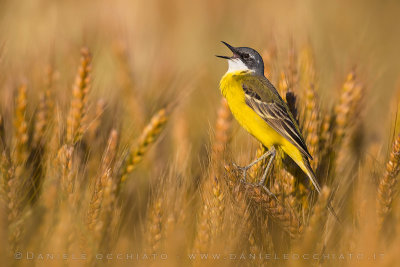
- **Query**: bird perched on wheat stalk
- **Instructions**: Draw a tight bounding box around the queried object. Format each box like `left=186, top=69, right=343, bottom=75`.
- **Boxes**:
left=217, top=41, right=338, bottom=220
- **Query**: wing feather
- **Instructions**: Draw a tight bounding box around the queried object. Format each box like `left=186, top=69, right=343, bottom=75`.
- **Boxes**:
left=243, top=83, right=313, bottom=160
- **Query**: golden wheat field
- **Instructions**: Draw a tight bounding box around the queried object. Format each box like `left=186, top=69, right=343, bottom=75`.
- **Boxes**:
left=1, top=0, right=400, bottom=266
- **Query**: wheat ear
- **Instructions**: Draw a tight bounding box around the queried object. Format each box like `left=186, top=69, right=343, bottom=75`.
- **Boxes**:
left=334, top=71, right=363, bottom=146
left=1, top=151, right=23, bottom=251
left=32, top=67, right=54, bottom=148
left=298, top=47, right=321, bottom=169
left=66, top=47, right=92, bottom=144
left=226, top=165, right=302, bottom=238
left=278, top=71, right=289, bottom=101
left=197, top=98, right=231, bottom=250
left=210, top=98, right=231, bottom=167
left=208, top=98, right=231, bottom=241
left=57, top=145, right=75, bottom=201
left=14, top=84, right=29, bottom=165
left=377, top=134, right=400, bottom=230
left=147, top=198, right=163, bottom=253
left=119, top=108, right=167, bottom=184
left=193, top=201, right=211, bottom=253
left=87, top=129, right=119, bottom=238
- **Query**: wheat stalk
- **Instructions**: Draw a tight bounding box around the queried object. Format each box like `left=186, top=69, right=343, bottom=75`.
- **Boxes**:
left=32, top=67, right=54, bottom=148
left=210, top=98, right=231, bottom=167
left=278, top=71, right=290, bottom=101
left=377, top=134, right=400, bottom=230
left=147, top=198, right=163, bottom=253
left=119, top=108, right=167, bottom=185
left=334, top=71, right=363, bottom=146
left=193, top=201, right=211, bottom=253
left=32, top=93, right=48, bottom=148
left=226, top=165, right=302, bottom=238
left=319, top=113, right=333, bottom=157
left=0, top=151, right=22, bottom=251
left=302, top=86, right=320, bottom=168
left=207, top=98, right=231, bottom=242
left=208, top=97, right=231, bottom=180
left=193, top=98, right=232, bottom=252
left=244, top=184, right=302, bottom=238
left=280, top=168, right=306, bottom=220
left=87, top=168, right=110, bottom=231
left=305, top=90, right=320, bottom=168
left=7, top=85, right=30, bottom=247
left=66, top=47, right=92, bottom=144
left=229, top=166, right=274, bottom=257
left=57, top=145, right=75, bottom=202
left=88, top=129, right=119, bottom=240
left=29, top=69, right=56, bottom=204
left=297, top=47, right=320, bottom=170
left=210, top=176, right=225, bottom=240
left=14, top=84, right=29, bottom=165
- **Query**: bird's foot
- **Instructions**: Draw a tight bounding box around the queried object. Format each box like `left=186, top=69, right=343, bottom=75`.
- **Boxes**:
left=233, top=162, right=251, bottom=182
left=238, top=178, right=278, bottom=201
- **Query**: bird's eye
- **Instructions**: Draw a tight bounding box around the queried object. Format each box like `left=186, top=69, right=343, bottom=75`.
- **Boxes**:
left=243, top=53, right=250, bottom=59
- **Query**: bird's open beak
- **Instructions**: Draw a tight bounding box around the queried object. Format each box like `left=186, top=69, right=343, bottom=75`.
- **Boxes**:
left=216, top=41, right=238, bottom=59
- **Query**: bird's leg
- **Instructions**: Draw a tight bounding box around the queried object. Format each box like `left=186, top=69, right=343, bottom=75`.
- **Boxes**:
left=259, top=146, right=276, bottom=186
left=233, top=149, right=272, bottom=182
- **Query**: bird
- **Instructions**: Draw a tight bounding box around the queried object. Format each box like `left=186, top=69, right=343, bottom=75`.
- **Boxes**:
left=216, top=41, right=323, bottom=196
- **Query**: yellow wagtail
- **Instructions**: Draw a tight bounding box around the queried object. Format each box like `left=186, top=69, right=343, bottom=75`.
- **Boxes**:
left=216, top=41, right=322, bottom=195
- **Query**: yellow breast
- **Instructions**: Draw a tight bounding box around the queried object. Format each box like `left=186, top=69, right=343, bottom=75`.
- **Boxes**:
left=219, top=71, right=285, bottom=149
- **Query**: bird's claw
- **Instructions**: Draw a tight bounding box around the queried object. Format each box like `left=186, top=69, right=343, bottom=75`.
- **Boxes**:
left=233, top=162, right=249, bottom=182
left=238, top=179, right=278, bottom=201
left=233, top=162, right=251, bottom=171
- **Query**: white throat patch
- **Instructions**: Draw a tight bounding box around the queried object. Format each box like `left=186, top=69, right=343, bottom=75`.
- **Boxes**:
left=227, top=58, right=252, bottom=73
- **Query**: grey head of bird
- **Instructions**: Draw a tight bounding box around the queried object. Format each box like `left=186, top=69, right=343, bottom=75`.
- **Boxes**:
left=216, top=41, right=264, bottom=76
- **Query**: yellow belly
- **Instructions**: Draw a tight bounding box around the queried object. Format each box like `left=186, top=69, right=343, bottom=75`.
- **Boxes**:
left=219, top=71, right=279, bottom=148
left=229, top=99, right=283, bottom=149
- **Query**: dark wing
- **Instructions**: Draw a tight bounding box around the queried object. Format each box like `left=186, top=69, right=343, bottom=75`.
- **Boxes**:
left=242, top=83, right=313, bottom=160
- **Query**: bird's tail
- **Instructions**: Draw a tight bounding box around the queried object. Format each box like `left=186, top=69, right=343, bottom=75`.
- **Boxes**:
left=299, top=157, right=341, bottom=223
left=301, top=158, right=322, bottom=194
